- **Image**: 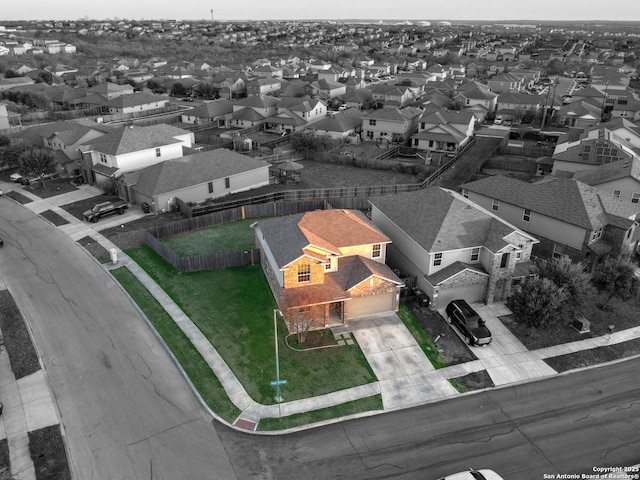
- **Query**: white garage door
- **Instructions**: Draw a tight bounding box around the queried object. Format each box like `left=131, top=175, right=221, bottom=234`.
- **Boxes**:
left=348, top=293, right=395, bottom=319
left=436, top=284, right=484, bottom=309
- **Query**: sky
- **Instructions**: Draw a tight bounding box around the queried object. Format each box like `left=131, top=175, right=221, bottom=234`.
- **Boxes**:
left=3, top=0, right=639, bottom=22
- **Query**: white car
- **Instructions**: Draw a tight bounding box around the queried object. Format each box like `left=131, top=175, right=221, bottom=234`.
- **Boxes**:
left=10, top=173, right=22, bottom=182
left=438, top=468, right=504, bottom=480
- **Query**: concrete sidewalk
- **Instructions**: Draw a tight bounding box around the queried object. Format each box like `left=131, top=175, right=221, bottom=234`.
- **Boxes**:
left=4, top=177, right=640, bottom=439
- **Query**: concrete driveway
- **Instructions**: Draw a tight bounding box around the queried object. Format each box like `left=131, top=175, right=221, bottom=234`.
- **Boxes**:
left=349, top=312, right=458, bottom=411
left=439, top=303, right=557, bottom=386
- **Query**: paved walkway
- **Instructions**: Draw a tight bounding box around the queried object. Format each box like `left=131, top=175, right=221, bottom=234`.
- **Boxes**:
left=3, top=176, right=640, bottom=449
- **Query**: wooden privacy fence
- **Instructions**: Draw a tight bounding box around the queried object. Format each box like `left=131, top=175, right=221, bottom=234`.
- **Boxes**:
left=144, top=231, right=259, bottom=272
left=144, top=199, right=326, bottom=272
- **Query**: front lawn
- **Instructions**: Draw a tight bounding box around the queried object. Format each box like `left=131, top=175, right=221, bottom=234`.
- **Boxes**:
left=124, top=245, right=377, bottom=405
left=160, top=218, right=264, bottom=255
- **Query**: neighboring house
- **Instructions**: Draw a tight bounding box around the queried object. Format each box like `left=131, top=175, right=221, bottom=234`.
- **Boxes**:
left=307, top=78, right=347, bottom=99
left=78, top=124, right=194, bottom=190
left=454, top=81, right=498, bottom=112
left=461, top=175, right=640, bottom=265
left=411, top=109, right=475, bottom=156
left=13, top=119, right=114, bottom=174
left=369, top=187, right=539, bottom=309
left=487, top=73, right=524, bottom=93
left=246, top=77, right=283, bottom=96
left=86, top=82, right=135, bottom=100
left=552, top=137, right=633, bottom=175
left=369, top=83, right=414, bottom=108
left=571, top=157, right=640, bottom=204
left=307, top=109, right=363, bottom=140
left=263, top=96, right=327, bottom=133
left=495, top=92, right=543, bottom=120
left=554, top=99, right=602, bottom=129
left=118, top=149, right=270, bottom=211
left=552, top=118, right=640, bottom=174
left=102, top=93, right=169, bottom=114
left=253, top=209, right=404, bottom=331
left=180, top=99, right=235, bottom=127
left=362, top=106, right=422, bottom=144
left=230, top=94, right=280, bottom=128
left=210, top=74, right=246, bottom=99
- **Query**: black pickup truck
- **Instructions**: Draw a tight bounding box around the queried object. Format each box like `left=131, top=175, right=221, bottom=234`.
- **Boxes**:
left=83, top=200, right=128, bottom=223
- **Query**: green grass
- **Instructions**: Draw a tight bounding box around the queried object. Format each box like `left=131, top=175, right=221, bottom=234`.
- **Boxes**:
left=111, top=266, right=241, bottom=423
left=125, top=245, right=377, bottom=405
left=161, top=218, right=267, bottom=256
left=257, top=395, right=383, bottom=431
left=397, top=303, right=449, bottom=369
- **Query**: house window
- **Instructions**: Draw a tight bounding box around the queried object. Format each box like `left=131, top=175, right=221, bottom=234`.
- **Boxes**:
left=461, top=188, right=469, bottom=198
left=297, top=264, right=311, bottom=283
left=591, top=226, right=603, bottom=242
left=500, top=252, right=510, bottom=268
left=325, top=260, right=332, bottom=271
left=155, top=148, right=161, bottom=157
left=372, top=244, right=381, bottom=258
left=523, top=209, right=531, bottom=222
left=433, top=252, right=442, bottom=267
left=516, top=250, right=522, bottom=260
left=512, top=277, right=522, bottom=288
left=552, top=244, right=562, bottom=260
left=612, top=189, right=621, bottom=198
left=208, top=182, right=213, bottom=193
left=224, top=177, right=230, bottom=189
left=369, top=119, right=377, bottom=126
left=492, top=199, right=500, bottom=211
left=100, top=153, right=107, bottom=163
left=470, top=247, right=480, bottom=262
left=632, top=192, right=640, bottom=204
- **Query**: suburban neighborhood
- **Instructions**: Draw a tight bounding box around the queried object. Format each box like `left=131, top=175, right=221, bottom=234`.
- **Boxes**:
left=1, top=13, right=640, bottom=480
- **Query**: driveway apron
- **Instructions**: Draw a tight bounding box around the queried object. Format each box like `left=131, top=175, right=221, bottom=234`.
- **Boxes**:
left=350, top=313, right=458, bottom=411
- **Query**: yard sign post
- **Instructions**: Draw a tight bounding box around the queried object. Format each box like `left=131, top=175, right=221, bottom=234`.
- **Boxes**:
left=271, top=309, right=286, bottom=404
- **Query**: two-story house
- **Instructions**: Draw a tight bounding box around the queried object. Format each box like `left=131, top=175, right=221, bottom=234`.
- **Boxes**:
left=571, top=157, right=640, bottom=204
left=369, top=187, right=538, bottom=309
left=461, top=175, right=640, bottom=265
left=487, top=73, right=524, bottom=93
left=454, top=81, right=498, bottom=117
left=263, top=96, right=327, bottom=134
left=495, top=92, right=543, bottom=122
left=362, top=106, right=422, bottom=144
left=78, top=124, right=194, bottom=190
left=253, top=209, right=403, bottom=330
left=230, top=94, right=280, bottom=128
left=411, top=109, right=475, bottom=156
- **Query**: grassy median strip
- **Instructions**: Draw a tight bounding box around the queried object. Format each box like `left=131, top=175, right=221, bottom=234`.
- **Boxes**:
left=397, top=304, right=449, bottom=369
left=28, top=425, right=71, bottom=480
left=257, top=395, right=383, bottom=431
left=110, top=267, right=241, bottom=423
left=544, top=337, right=640, bottom=373
left=124, top=245, right=377, bottom=406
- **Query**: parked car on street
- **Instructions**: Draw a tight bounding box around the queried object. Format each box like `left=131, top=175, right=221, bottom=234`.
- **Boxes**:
left=445, top=299, right=492, bottom=346
left=437, top=468, right=504, bottom=480
left=10, top=173, right=22, bottom=182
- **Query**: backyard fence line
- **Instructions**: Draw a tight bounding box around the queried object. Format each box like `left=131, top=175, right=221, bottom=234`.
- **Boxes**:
left=144, top=199, right=325, bottom=272
left=144, top=231, right=260, bottom=272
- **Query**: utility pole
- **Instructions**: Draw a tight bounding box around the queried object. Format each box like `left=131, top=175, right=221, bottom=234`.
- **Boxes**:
left=210, top=9, right=214, bottom=23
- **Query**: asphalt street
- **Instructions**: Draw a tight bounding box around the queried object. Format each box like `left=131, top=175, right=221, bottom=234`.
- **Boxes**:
left=217, top=357, right=640, bottom=479
left=0, top=197, right=237, bottom=479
